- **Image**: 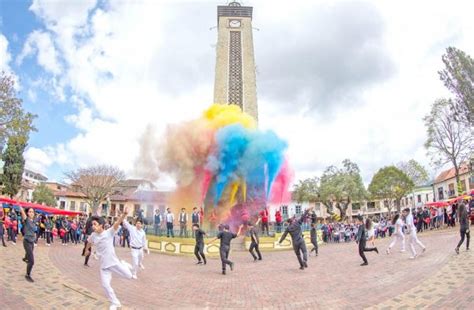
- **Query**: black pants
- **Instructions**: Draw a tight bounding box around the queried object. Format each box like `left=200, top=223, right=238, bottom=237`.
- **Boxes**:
left=220, top=245, right=232, bottom=271
left=45, top=231, right=52, bottom=244
left=194, top=242, right=206, bottom=263
left=310, top=240, right=318, bottom=255
left=358, top=239, right=376, bottom=264
left=261, top=222, right=269, bottom=235
left=23, top=239, right=35, bottom=276
left=82, top=239, right=91, bottom=265
left=122, top=236, right=130, bottom=247
left=292, top=239, right=308, bottom=267
left=166, top=223, right=174, bottom=237
left=1, top=231, right=6, bottom=246
left=249, top=241, right=262, bottom=260
left=457, top=229, right=470, bottom=250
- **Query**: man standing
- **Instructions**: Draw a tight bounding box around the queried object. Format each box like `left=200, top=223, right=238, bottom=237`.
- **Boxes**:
left=403, top=207, right=426, bottom=259
left=278, top=207, right=312, bottom=270
left=192, top=223, right=206, bottom=265
left=153, top=209, right=162, bottom=236
left=259, top=207, right=269, bottom=236
left=0, top=214, right=6, bottom=247
left=209, top=224, right=243, bottom=275
left=82, top=214, right=93, bottom=266
left=248, top=220, right=262, bottom=261
left=191, top=207, right=200, bottom=237
left=179, top=208, right=188, bottom=238
left=166, top=208, right=174, bottom=238
left=310, top=223, right=319, bottom=256
left=275, top=209, right=283, bottom=233
left=123, top=218, right=149, bottom=279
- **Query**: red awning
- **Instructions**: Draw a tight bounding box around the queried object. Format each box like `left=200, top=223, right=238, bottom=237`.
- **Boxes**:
left=0, top=197, right=83, bottom=216
left=425, top=201, right=449, bottom=208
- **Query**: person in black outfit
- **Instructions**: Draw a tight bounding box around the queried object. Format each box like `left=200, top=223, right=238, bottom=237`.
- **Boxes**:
left=278, top=207, right=313, bottom=270
left=310, top=223, right=318, bottom=256
left=248, top=220, right=262, bottom=261
left=0, top=215, right=6, bottom=247
left=455, top=203, right=470, bottom=254
left=19, top=206, right=37, bottom=282
left=192, top=224, right=207, bottom=265
left=121, top=225, right=130, bottom=248
left=356, top=216, right=378, bottom=266
left=82, top=214, right=93, bottom=266
left=209, top=224, right=243, bottom=275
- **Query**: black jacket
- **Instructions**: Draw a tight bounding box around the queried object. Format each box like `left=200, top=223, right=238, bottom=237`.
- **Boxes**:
left=279, top=210, right=310, bottom=244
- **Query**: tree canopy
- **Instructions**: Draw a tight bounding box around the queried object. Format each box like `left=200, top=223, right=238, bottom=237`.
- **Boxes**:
left=319, top=159, right=366, bottom=220
left=397, top=159, right=429, bottom=186
left=32, top=183, right=57, bottom=207
left=2, top=134, right=27, bottom=198
left=368, top=166, right=414, bottom=213
left=438, top=47, right=474, bottom=126
left=292, top=177, right=319, bottom=203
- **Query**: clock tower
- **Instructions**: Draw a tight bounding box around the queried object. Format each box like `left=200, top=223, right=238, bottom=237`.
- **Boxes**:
left=214, top=1, right=258, bottom=122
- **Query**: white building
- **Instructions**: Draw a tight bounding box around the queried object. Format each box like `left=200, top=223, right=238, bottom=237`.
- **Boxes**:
left=433, top=163, right=473, bottom=201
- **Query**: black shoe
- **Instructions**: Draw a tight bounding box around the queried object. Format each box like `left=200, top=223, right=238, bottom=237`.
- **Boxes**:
left=203, top=260, right=207, bottom=265
left=360, top=262, right=368, bottom=266
left=22, top=258, right=28, bottom=263
left=230, top=262, right=234, bottom=271
left=455, top=247, right=460, bottom=254
left=299, top=266, right=305, bottom=270
left=84, top=263, right=90, bottom=267
left=375, top=248, right=379, bottom=254
left=303, top=262, right=308, bottom=268
left=253, top=257, right=258, bottom=262
left=222, top=270, right=226, bottom=275
left=25, top=275, right=34, bottom=283
left=258, top=257, right=262, bottom=261
left=196, top=261, right=203, bottom=265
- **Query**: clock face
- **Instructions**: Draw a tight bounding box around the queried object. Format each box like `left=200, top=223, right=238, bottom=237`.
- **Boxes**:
left=229, top=20, right=241, bottom=28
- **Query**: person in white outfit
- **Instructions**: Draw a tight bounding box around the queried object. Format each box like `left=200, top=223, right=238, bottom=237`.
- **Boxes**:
left=123, top=217, right=149, bottom=279
left=84, top=207, right=134, bottom=310
left=386, top=213, right=405, bottom=254
left=402, top=207, right=426, bottom=259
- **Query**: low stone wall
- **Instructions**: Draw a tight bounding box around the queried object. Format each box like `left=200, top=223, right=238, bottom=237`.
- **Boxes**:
left=146, top=231, right=323, bottom=257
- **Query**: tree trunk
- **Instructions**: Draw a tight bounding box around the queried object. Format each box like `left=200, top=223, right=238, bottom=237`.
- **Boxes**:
left=453, top=160, right=461, bottom=196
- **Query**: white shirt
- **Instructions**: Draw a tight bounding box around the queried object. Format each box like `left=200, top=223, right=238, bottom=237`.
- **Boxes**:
left=166, top=212, right=174, bottom=223
left=405, top=212, right=416, bottom=233
left=89, top=227, right=120, bottom=269
left=395, top=218, right=404, bottom=235
left=123, top=220, right=147, bottom=249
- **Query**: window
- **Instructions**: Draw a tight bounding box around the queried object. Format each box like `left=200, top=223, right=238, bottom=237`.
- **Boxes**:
left=59, top=201, right=66, bottom=210
left=281, top=205, right=288, bottom=215
left=448, top=183, right=455, bottom=197
left=438, top=187, right=444, bottom=200
left=80, top=202, right=86, bottom=212
left=426, top=194, right=429, bottom=202
left=417, top=195, right=421, bottom=203
left=460, top=179, right=467, bottom=193
left=135, top=204, right=141, bottom=215
left=101, top=203, right=108, bottom=215
left=295, top=205, right=302, bottom=215
left=119, top=204, right=124, bottom=212
left=352, top=203, right=361, bottom=210
left=470, top=176, right=474, bottom=189
left=367, top=202, right=375, bottom=209
left=70, top=201, right=76, bottom=211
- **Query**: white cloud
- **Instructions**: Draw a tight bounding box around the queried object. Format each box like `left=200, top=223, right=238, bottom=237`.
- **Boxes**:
left=20, top=0, right=474, bottom=188
left=24, top=147, right=53, bottom=175
left=17, top=30, right=62, bottom=75
left=0, top=33, right=12, bottom=72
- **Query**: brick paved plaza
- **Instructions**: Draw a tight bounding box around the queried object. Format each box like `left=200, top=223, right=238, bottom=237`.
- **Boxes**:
left=1, top=228, right=473, bottom=309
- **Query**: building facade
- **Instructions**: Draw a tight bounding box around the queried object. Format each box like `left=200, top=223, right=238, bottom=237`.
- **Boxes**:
left=214, top=1, right=258, bottom=121
left=433, top=163, right=473, bottom=201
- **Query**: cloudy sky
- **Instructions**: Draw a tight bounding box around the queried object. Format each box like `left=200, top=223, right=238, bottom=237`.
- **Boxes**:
left=0, top=0, right=472, bottom=187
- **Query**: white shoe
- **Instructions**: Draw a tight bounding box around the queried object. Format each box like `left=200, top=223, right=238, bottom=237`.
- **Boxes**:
left=109, top=303, right=121, bottom=310
left=132, top=274, right=138, bottom=280
left=409, top=254, right=417, bottom=259
left=34, top=243, right=37, bottom=247
left=140, top=263, right=145, bottom=270
left=400, top=249, right=406, bottom=252
left=386, top=249, right=390, bottom=255
left=12, top=242, right=16, bottom=245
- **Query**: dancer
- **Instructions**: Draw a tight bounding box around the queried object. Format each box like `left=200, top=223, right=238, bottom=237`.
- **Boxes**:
left=455, top=203, right=470, bottom=254
left=402, top=208, right=426, bottom=259
left=310, top=222, right=318, bottom=256
left=366, top=218, right=376, bottom=247
left=192, top=223, right=207, bottom=265
left=356, top=215, right=378, bottom=266
left=122, top=217, right=149, bottom=279
left=82, top=213, right=93, bottom=266
left=19, top=206, right=36, bottom=282
left=209, top=224, right=243, bottom=275
left=278, top=207, right=312, bottom=270
left=84, top=207, right=134, bottom=310
left=386, top=213, right=405, bottom=254
left=248, top=220, right=262, bottom=261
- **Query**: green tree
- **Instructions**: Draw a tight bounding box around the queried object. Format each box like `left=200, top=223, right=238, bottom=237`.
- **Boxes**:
left=292, top=177, right=319, bottom=203
left=319, top=159, right=366, bottom=220
left=2, top=134, right=28, bottom=198
left=368, top=166, right=414, bottom=213
left=0, top=72, right=36, bottom=148
left=424, top=98, right=473, bottom=189
left=397, top=159, right=429, bottom=186
left=438, top=47, right=474, bottom=126
left=32, top=183, right=57, bottom=206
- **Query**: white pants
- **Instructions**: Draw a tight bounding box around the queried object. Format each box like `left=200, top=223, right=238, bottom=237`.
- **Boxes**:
left=389, top=233, right=405, bottom=251
left=100, top=262, right=133, bottom=306
left=408, top=232, right=425, bottom=256
left=131, top=248, right=144, bottom=276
